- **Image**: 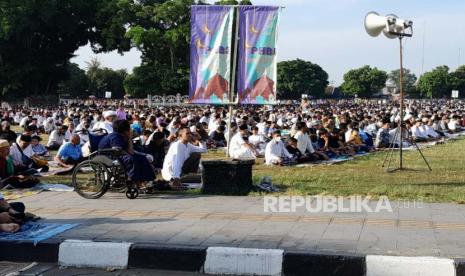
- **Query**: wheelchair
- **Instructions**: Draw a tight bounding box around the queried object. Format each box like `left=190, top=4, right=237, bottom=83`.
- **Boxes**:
left=71, top=129, right=140, bottom=199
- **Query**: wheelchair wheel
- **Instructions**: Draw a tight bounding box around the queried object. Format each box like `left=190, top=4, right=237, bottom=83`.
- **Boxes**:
left=126, top=187, right=139, bottom=199
left=72, top=160, right=109, bottom=199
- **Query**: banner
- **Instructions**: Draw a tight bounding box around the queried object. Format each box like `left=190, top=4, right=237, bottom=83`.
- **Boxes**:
left=189, top=6, right=234, bottom=104
left=237, top=6, right=280, bottom=105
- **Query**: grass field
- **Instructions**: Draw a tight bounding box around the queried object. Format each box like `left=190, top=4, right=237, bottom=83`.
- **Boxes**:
left=23, top=125, right=465, bottom=203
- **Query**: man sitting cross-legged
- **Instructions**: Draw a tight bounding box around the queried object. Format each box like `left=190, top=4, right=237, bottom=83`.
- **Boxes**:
left=55, top=134, right=84, bottom=168
left=162, top=127, right=207, bottom=190
left=0, top=139, right=38, bottom=189
left=265, top=130, right=294, bottom=166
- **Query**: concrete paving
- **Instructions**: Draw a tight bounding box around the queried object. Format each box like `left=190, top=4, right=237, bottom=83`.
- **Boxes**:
left=15, top=191, right=465, bottom=258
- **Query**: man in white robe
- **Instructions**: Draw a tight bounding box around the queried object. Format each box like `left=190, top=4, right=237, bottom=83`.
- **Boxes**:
left=162, top=127, right=207, bottom=188
left=265, top=131, right=293, bottom=165
left=228, top=124, right=256, bottom=159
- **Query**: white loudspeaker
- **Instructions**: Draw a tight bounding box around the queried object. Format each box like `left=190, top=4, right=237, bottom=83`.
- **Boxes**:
left=364, top=12, right=393, bottom=37
left=365, top=11, right=413, bottom=39
left=383, top=14, right=400, bottom=39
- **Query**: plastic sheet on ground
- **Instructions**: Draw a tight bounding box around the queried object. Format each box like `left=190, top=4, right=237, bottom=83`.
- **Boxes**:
left=0, top=222, right=78, bottom=245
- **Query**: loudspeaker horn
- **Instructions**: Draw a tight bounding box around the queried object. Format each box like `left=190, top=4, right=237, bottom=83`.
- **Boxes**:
left=364, top=11, right=393, bottom=37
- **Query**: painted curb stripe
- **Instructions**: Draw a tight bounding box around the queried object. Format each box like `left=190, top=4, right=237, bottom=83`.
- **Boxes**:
left=366, top=255, right=455, bottom=276
left=2, top=239, right=465, bottom=275
left=58, top=240, right=132, bottom=269
left=204, top=247, right=283, bottom=276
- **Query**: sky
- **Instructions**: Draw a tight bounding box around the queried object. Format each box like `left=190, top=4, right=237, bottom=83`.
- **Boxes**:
left=71, top=0, right=465, bottom=85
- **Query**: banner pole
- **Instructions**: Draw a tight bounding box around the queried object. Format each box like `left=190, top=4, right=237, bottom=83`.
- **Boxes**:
left=226, top=6, right=240, bottom=158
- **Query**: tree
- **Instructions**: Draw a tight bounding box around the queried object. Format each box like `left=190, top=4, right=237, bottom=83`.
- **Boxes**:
left=277, top=59, right=328, bottom=99
left=124, top=64, right=188, bottom=98
left=388, top=68, right=417, bottom=95
left=341, top=66, right=388, bottom=97
left=417, top=66, right=451, bottom=98
left=448, top=65, right=465, bottom=98
left=124, top=66, right=158, bottom=98
left=85, top=58, right=127, bottom=99
left=56, top=63, right=89, bottom=98
left=0, top=0, right=131, bottom=98
left=124, top=0, right=194, bottom=96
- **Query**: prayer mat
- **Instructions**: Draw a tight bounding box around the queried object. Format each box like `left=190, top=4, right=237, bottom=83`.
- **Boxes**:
left=2, top=188, right=43, bottom=201
left=0, top=222, right=78, bottom=245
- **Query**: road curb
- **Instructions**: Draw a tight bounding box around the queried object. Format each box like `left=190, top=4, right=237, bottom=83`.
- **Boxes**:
left=128, top=243, right=206, bottom=271
left=1, top=239, right=465, bottom=275
left=282, top=251, right=365, bottom=276
left=0, top=240, right=60, bottom=263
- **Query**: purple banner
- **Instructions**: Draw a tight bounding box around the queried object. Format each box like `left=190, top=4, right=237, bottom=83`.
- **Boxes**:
left=237, top=6, right=280, bottom=105
left=189, top=6, right=233, bottom=104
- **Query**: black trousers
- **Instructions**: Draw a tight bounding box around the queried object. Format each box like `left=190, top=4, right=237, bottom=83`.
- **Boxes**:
left=181, top=153, right=201, bottom=175
left=7, top=202, right=25, bottom=213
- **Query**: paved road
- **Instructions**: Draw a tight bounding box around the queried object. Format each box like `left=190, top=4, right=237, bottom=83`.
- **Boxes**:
left=14, top=191, right=465, bottom=257
left=1, top=262, right=216, bottom=275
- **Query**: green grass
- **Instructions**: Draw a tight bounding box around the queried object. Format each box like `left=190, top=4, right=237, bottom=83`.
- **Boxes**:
left=195, top=139, right=465, bottom=203
left=22, top=124, right=465, bottom=203
left=249, top=139, right=465, bottom=203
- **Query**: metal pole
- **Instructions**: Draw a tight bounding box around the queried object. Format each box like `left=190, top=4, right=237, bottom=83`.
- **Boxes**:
left=382, top=126, right=399, bottom=168
left=226, top=6, right=241, bottom=158
left=399, top=37, right=404, bottom=170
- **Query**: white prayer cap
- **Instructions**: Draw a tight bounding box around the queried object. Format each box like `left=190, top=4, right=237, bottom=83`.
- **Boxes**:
left=103, top=110, right=117, bottom=118
left=403, top=114, right=413, bottom=121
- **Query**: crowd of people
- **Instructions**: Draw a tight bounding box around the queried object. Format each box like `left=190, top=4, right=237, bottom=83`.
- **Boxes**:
left=0, top=98, right=464, bottom=232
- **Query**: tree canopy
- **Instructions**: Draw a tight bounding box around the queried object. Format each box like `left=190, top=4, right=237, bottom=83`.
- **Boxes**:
left=388, top=68, right=417, bottom=95
left=2, top=0, right=461, bottom=99
left=417, top=66, right=452, bottom=98
left=340, top=66, right=388, bottom=97
left=0, top=0, right=130, bottom=98
left=448, top=65, right=465, bottom=98
left=277, top=59, right=329, bottom=99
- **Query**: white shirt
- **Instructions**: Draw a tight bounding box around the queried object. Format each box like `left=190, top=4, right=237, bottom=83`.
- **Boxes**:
left=47, top=130, right=65, bottom=147
left=199, top=116, right=209, bottom=124
left=365, top=123, right=378, bottom=136
left=228, top=132, right=247, bottom=158
left=448, top=120, right=459, bottom=131
left=19, top=117, right=29, bottom=128
left=424, top=125, right=439, bottom=138
left=65, top=129, right=75, bottom=141
left=208, top=120, right=220, bottom=136
left=265, top=139, right=292, bottom=165
left=162, top=141, right=207, bottom=181
left=256, top=122, right=266, bottom=135
left=93, top=121, right=113, bottom=134
left=43, top=119, right=56, bottom=133
left=411, top=125, right=428, bottom=139
left=294, top=131, right=315, bottom=154
left=248, top=134, right=266, bottom=148
left=10, top=143, right=35, bottom=167
left=344, top=129, right=353, bottom=143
